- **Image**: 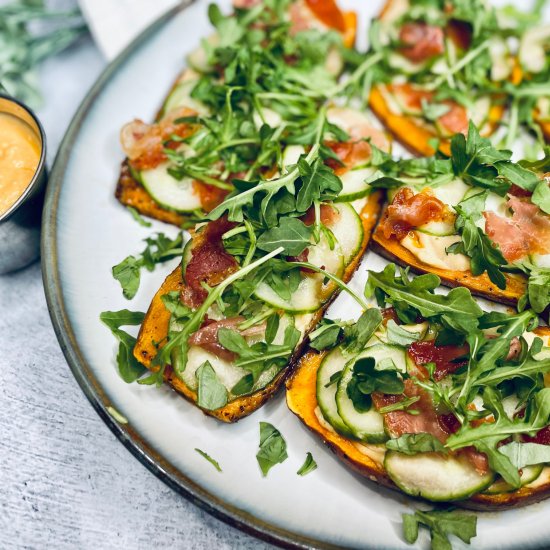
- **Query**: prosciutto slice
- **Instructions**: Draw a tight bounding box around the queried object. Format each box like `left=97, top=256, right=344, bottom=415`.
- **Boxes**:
left=381, top=188, right=447, bottom=240
left=484, top=196, right=550, bottom=262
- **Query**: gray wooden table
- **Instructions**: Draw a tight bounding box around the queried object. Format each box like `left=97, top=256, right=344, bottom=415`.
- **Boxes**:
left=0, top=34, right=272, bottom=550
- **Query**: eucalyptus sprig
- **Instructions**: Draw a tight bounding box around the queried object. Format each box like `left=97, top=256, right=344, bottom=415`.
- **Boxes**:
left=0, top=0, right=87, bottom=106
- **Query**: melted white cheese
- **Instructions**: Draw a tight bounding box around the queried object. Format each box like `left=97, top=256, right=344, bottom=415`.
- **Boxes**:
left=401, top=233, right=471, bottom=271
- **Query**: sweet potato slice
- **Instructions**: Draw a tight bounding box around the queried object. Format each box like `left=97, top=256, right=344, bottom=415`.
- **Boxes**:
left=116, top=161, right=186, bottom=226
left=370, top=0, right=505, bottom=157
left=369, top=86, right=505, bottom=158
left=371, top=225, right=527, bottom=306
left=286, top=328, right=550, bottom=509
left=133, top=192, right=384, bottom=422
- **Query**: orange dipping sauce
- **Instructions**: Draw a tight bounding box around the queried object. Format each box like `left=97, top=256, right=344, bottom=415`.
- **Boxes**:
left=0, top=112, right=41, bottom=216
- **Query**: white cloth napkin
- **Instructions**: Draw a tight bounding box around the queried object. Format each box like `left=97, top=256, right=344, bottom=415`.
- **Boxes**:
left=77, top=0, right=180, bottom=60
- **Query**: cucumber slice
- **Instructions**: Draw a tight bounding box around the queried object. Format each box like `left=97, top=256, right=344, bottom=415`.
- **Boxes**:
left=385, top=451, right=495, bottom=501
left=387, top=52, right=429, bottom=75
left=430, top=178, right=469, bottom=208
left=187, top=33, right=219, bottom=73
left=360, top=343, right=408, bottom=373
left=255, top=275, right=324, bottom=313
left=316, top=348, right=355, bottom=437
left=417, top=220, right=456, bottom=237
left=329, top=202, right=364, bottom=265
left=140, top=163, right=202, bottom=212
left=181, top=238, right=193, bottom=279
left=254, top=231, right=345, bottom=312
left=483, top=464, right=543, bottom=494
left=160, top=70, right=208, bottom=118
left=335, top=167, right=376, bottom=203
left=335, top=358, right=387, bottom=444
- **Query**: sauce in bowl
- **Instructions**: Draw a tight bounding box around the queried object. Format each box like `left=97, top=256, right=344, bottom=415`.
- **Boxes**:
left=0, top=112, right=41, bottom=216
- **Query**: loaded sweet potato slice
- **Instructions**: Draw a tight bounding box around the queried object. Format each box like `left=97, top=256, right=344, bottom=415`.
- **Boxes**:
left=287, top=265, right=550, bottom=509
left=370, top=124, right=550, bottom=312
left=115, top=0, right=358, bottom=226
left=368, top=0, right=508, bottom=156
left=133, top=106, right=389, bottom=421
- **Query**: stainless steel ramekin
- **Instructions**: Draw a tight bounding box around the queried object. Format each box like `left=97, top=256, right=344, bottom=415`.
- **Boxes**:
left=0, top=94, right=47, bottom=275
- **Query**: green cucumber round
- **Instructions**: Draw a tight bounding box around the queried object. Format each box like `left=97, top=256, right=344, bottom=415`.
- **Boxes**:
left=385, top=451, right=495, bottom=502
left=483, top=464, right=543, bottom=494
left=335, top=359, right=387, bottom=444
left=316, top=348, right=355, bottom=437
left=140, top=163, right=202, bottom=212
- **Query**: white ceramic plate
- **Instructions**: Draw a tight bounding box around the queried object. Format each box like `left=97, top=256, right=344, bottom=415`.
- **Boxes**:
left=42, top=1, right=550, bottom=548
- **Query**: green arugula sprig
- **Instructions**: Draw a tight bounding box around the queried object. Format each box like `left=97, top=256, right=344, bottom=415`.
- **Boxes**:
left=403, top=508, right=477, bottom=550
left=112, top=233, right=185, bottom=299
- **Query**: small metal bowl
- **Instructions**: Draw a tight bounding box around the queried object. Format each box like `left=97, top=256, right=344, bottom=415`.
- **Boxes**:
left=0, top=94, right=47, bottom=275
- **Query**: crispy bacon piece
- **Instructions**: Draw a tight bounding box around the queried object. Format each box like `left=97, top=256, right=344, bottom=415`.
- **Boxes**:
left=484, top=196, right=550, bottom=262
left=189, top=316, right=266, bottom=361
left=300, top=204, right=340, bottom=227
left=399, top=22, right=445, bottom=63
left=183, top=217, right=238, bottom=307
left=380, top=188, right=447, bottom=240
left=120, top=107, right=197, bottom=170
left=408, top=340, right=469, bottom=381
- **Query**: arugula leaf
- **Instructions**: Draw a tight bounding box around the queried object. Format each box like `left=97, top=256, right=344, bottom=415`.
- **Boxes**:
left=196, top=361, right=228, bottom=411
left=256, top=422, right=288, bottom=476
left=342, top=309, right=383, bottom=354
left=195, top=448, right=222, bottom=472
left=386, top=320, right=421, bottom=346
left=297, top=452, right=317, bottom=476
left=127, top=206, right=152, bottom=227
left=365, top=264, right=482, bottom=333
left=112, top=233, right=184, bottom=299
left=257, top=217, right=313, bottom=256
left=347, top=357, right=404, bottom=413
left=532, top=179, right=550, bottom=215
left=402, top=509, right=477, bottom=550
left=386, top=434, right=445, bottom=455
left=100, top=310, right=146, bottom=383
left=309, top=319, right=346, bottom=351
left=447, top=387, right=550, bottom=486
left=526, top=267, right=550, bottom=314
left=450, top=196, right=507, bottom=290
left=296, top=156, right=342, bottom=212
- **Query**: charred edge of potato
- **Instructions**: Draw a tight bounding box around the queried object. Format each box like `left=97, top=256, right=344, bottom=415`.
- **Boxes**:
left=133, top=191, right=385, bottom=423
left=115, top=160, right=187, bottom=227
left=371, top=224, right=526, bottom=306
left=369, top=87, right=505, bottom=158
left=286, top=328, right=550, bottom=510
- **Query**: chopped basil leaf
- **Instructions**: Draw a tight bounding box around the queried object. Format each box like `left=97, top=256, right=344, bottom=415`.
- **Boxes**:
left=386, top=433, right=446, bottom=455
left=386, top=320, right=421, bottom=346
left=256, top=422, right=288, bottom=477
left=195, top=361, right=228, bottom=411
left=297, top=452, right=317, bottom=476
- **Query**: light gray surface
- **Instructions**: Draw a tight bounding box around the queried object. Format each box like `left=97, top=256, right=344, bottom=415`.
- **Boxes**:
left=0, top=32, right=272, bottom=550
